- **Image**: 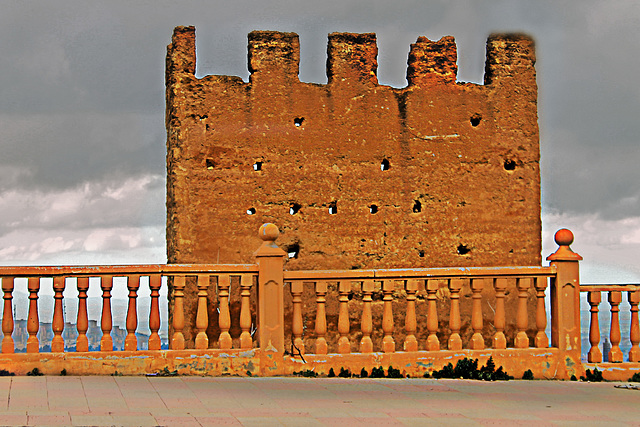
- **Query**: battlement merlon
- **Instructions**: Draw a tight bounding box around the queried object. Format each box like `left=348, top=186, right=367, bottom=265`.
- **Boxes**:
left=166, top=26, right=196, bottom=83
left=407, top=36, right=457, bottom=86
left=248, top=31, right=300, bottom=83
left=327, top=33, right=378, bottom=85
left=166, top=26, right=536, bottom=90
left=484, top=33, right=536, bottom=87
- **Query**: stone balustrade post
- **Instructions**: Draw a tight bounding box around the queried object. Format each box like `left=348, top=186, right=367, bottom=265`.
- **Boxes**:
left=254, top=223, right=286, bottom=353
left=547, top=229, right=582, bottom=355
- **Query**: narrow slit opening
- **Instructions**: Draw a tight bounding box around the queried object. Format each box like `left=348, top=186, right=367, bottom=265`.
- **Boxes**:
left=329, top=202, right=337, bottom=215
left=290, top=203, right=301, bottom=215
left=457, top=244, right=470, bottom=255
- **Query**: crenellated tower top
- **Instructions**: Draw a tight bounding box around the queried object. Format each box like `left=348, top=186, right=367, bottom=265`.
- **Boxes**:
left=167, top=26, right=535, bottom=90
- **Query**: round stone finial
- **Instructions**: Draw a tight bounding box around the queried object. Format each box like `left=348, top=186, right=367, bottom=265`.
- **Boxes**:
left=259, top=223, right=279, bottom=242
left=554, top=228, right=574, bottom=247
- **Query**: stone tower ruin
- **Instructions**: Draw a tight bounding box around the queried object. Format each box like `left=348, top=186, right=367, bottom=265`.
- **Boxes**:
left=166, top=26, right=540, bottom=270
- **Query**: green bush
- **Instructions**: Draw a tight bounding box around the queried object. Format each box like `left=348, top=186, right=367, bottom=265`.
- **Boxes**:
left=370, top=366, right=385, bottom=378
left=522, top=369, right=534, bottom=380
left=387, top=366, right=403, bottom=378
left=629, top=372, right=640, bottom=382
left=27, top=368, right=43, bottom=376
left=580, top=368, right=604, bottom=382
left=431, top=357, right=513, bottom=381
left=338, top=367, right=352, bottom=378
left=292, top=369, right=318, bottom=377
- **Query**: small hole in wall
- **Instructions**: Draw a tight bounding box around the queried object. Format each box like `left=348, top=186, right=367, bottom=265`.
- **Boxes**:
left=418, top=250, right=425, bottom=258
left=246, top=208, right=256, bottom=215
left=369, top=205, right=378, bottom=214
left=328, top=202, right=338, bottom=215
left=206, top=159, right=216, bottom=170
left=253, top=162, right=262, bottom=171
left=504, top=159, right=517, bottom=171
left=286, top=242, right=300, bottom=259
left=381, top=159, right=390, bottom=171
left=294, top=117, right=304, bottom=127
left=413, top=200, right=422, bottom=213
left=457, top=244, right=470, bottom=255
left=290, top=203, right=301, bottom=215
left=470, top=114, right=482, bottom=127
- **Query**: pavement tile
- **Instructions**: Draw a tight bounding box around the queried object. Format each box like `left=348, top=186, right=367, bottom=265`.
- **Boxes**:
left=154, top=414, right=202, bottom=426
left=234, top=416, right=284, bottom=426
left=196, top=415, right=243, bottom=426
left=0, top=411, right=27, bottom=427
left=352, top=417, right=405, bottom=425
left=279, top=417, right=325, bottom=426
left=70, top=413, right=115, bottom=426
left=26, top=413, right=71, bottom=426
left=111, top=413, right=159, bottom=426
left=476, top=419, right=553, bottom=426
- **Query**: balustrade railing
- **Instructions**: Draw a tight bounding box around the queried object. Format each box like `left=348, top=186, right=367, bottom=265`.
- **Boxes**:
left=582, top=284, right=640, bottom=363
left=284, top=267, right=555, bottom=355
left=0, top=265, right=258, bottom=354
left=2, top=224, right=638, bottom=378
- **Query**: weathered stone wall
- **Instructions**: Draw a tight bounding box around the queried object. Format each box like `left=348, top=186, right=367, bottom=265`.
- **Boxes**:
left=165, top=27, right=541, bottom=348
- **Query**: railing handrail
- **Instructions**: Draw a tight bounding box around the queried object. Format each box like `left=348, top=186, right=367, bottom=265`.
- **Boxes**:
left=284, top=265, right=556, bottom=281
left=0, top=263, right=259, bottom=277
left=581, top=284, right=640, bottom=292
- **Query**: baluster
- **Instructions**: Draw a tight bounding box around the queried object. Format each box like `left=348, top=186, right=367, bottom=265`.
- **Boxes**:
left=404, top=279, right=419, bottom=352
left=382, top=280, right=395, bottom=353
left=148, top=274, right=162, bottom=350
left=239, top=274, right=253, bottom=349
left=217, top=275, right=232, bottom=349
left=534, top=276, right=549, bottom=348
left=171, top=275, right=186, bottom=350
left=492, top=278, right=507, bottom=349
left=26, top=277, right=40, bottom=353
left=1, top=277, right=14, bottom=353
left=587, top=291, right=602, bottom=362
left=337, top=281, right=351, bottom=353
left=608, top=291, right=623, bottom=362
left=470, top=278, right=484, bottom=350
left=448, top=279, right=462, bottom=351
left=100, top=275, right=113, bottom=351
left=125, top=275, right=140, bottom=351
left=629, top=290, right=640, bottom=362
left=315, top=281, right=328, bottom=354
left=51, top=276, right=65, bottom=352
left=76, top=277, right=89, bottom=352
left=360, top=280, right=374, bottom=353
left=195, top=274, right=209, bottom=349
left=515, top=278, right=531, bottom=348
left=426, top=279, right=440, bottom=351
left=291, top=280, right=305, bottom=355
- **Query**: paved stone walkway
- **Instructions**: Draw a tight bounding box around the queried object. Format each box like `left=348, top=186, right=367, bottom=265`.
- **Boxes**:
left=0, top=376, right=638, bottom=426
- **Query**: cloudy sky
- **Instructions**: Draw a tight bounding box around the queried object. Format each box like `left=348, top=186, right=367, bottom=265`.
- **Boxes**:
left=1, top=0, right=639, bottom=284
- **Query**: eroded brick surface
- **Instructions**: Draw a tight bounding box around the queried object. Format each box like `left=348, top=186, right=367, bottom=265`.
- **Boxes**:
left=165, top=27, right=541, bottom=347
